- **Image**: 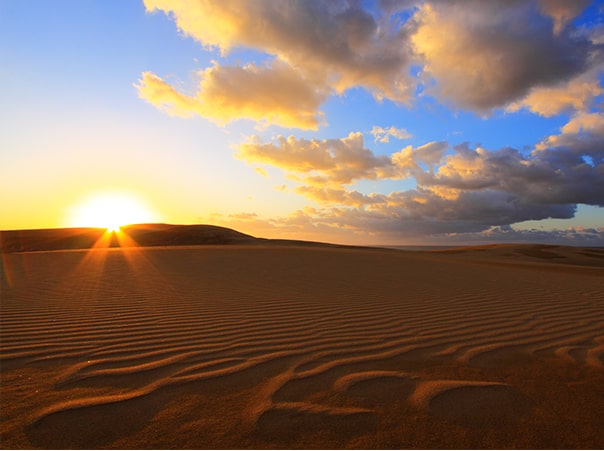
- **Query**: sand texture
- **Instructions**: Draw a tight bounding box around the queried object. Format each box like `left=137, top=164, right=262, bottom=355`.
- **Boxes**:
left=1, top=242, right=604, bottom=448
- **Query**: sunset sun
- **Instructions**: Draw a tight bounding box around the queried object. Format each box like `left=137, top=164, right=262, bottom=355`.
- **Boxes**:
left=69, top=193, right=158, bottom=232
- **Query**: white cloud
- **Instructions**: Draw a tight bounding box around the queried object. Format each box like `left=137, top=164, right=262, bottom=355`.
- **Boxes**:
left=370, top=125, right=412, bottom=143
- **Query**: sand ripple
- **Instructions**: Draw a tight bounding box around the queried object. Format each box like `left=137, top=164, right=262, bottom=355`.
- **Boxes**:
left=1, top=245, right=603, bottom=448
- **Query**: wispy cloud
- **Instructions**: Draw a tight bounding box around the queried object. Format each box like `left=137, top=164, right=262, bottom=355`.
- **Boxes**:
left=536, top=0, right=592, bottom=35
left=370, top=126, right=412, bottom=143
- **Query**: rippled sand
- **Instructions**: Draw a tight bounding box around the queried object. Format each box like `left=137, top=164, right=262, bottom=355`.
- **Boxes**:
left=1, top=244, right=603, bottom=448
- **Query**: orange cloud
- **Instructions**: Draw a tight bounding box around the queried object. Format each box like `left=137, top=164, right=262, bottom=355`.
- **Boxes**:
left=394, top=141, right=447, bottom=171
left=508, top=73, right=604, bottom=117
left=236, top=132, right=397, bottom=186
left=560, top=111, right=604, bottom=136
left=237, top=122, right=604, bottom=237
left=141, top=0, right=600, bottom=124
left=136, top=61, right=327, bottom=129
left=143, top=0, right=241, bottom=51
left=295, top=185, right=385, bottom=207
left=535, top=111, right=604, bottom=153
left=135, top=72, right=199, bottom=117
left=143, top=0, right=415, bottom=119
left=254, top=167, right=268, bottom=178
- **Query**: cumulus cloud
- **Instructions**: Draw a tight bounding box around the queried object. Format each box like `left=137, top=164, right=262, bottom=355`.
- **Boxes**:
left=237, top=112, right=604, bottom=237
left=409, top=136, right=604, bottom=209
left=535, top=111, right=604, bottom=165
left=508, top=71, right=604, bottom=117
left=370, top=125, right=412, bottom=143
left=236, top=132, right=397, bottom=185
left=143, top=0, right=415, bottom=104
left=392, top=141, right=448, bottom=174
left=140, top=0, right=602, bottom=125
left=410, top=1, right=599, bottom=111
left=139, top=0, right=603, bottom=242
left=295, top=186, right=385, bottom=208
left=136, top=61, right=327, bottom=129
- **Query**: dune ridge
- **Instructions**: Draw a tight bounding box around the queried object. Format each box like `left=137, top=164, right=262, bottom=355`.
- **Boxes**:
left=1, top=242, right=603, bottom=448
left=0, top=223, right=346, bottom=253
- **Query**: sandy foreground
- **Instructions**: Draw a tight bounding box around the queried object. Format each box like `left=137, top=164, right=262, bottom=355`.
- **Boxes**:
left=1, top=243, right=603, bottom=449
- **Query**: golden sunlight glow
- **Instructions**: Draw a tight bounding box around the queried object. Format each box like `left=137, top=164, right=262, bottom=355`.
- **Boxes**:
left=68, top=193, right=158, bottom=232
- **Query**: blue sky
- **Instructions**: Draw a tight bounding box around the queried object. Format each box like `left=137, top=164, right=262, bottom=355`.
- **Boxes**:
left=1, top=0, right=603, bottom=245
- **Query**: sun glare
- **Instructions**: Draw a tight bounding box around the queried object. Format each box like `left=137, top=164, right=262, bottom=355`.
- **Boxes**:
left=69, top=193, right=158, bottom=232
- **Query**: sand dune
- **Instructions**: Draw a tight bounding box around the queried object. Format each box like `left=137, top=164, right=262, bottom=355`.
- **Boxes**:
left=0, top=223, right=341, bottom=253
left=0, top=224, right=260, bottom=253
left=1, top=240, right=603, bottom=448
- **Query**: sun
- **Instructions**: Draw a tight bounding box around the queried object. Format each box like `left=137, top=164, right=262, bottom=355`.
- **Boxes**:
left=69, top=193, right=158, bottom=232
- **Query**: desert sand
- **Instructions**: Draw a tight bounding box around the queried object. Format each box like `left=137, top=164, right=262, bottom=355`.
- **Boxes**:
left=1, top=229, right=603, bottom=448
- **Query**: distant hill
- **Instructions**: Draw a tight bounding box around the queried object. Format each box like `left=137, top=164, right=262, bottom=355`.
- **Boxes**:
left=121, top=223, right=260, bottom=247
left=0, top=223, right=351, bottom=253
left=0, top=224, right=260, bottom=253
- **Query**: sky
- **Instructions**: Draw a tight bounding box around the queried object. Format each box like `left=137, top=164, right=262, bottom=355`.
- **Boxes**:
left=1, top=0, right=604, bottom=246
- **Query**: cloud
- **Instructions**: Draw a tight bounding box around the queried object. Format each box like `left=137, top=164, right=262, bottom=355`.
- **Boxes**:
left=447, top=224, right=604, bottom=246
left=295, top=186, right=385, bottom=208
left=351, top=188, right=577, bottom=235
left=135, top=61, right=327, bottom=129
left=421, top=139, right=604, bottom=207
left=536, top=0, right=592, bottom=35
left=507, top=71, right=604, bottom=117
left=139, top=0, right=603, bottom=243
left=200, top=207, right=350, bottom=243
left=237, top=112, right=604, bottom=236
left=143, top=0, right=415, bottom=105
left=208, top=204, right=604, bottom=245
left=410, top=1, right=599, bottom=111
left=134, top=72, right=200, bottom=117
left=141, top=0, right=602, bottom=126
left=393, top=141, right=448, bottom=173
left=535, top=111, right=604, bottom=165
left=254, top=167, right=268, bottom=178
left=237, top=134, right=451, bottom=192
left=370, top=125, right=412, bottom=143
left=236, top=132, right=397, bottom=185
